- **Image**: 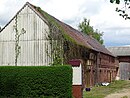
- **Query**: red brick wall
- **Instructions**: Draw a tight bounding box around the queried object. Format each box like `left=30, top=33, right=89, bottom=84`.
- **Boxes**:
left=72, top=85, right=82, bottom=98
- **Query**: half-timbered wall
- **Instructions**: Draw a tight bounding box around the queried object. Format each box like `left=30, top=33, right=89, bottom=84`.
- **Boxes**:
left=98, top=53, right=118, bottom=83
left=0, top=5, right=52, bottom=66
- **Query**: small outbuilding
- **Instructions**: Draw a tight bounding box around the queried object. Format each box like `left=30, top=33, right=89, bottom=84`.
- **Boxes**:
left=108, top=46, right=130, bottom=80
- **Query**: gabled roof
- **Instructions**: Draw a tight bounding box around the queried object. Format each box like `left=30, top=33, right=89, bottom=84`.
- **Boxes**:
left=0, top=2, right=113, bottom=56
left=107, top=46, right=130, bottom=56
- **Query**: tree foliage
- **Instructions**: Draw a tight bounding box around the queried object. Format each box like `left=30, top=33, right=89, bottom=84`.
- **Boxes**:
left=110, top=0, right=130, bottom=19
left=78, top=18, right=103, bottom=44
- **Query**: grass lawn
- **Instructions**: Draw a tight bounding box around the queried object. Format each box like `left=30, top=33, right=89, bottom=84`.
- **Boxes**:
left=83, top=80, right=130, bottom=98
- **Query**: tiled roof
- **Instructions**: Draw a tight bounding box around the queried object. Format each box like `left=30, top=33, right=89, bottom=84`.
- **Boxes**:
left=0, top=2, right=114, bottom=56
left=107, top=46, right=130, bottom=56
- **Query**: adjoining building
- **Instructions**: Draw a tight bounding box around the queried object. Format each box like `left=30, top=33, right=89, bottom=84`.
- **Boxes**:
left=107, top=46, right=130, bottom=80
left=0, top=2, right=118, bottom=90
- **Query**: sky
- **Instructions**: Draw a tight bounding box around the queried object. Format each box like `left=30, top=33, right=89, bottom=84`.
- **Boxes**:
left=0, top=0, right=130, bottom=47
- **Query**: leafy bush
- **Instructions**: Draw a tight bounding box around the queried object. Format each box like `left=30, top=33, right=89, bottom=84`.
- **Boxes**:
left=0, top=66, right=72, bottom=98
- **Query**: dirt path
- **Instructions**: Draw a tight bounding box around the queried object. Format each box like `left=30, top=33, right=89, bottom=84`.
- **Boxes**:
left=105, top=88, right=130, bottom=98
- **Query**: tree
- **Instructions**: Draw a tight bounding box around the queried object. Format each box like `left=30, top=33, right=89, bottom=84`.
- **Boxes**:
left=78, top=18, right=103, bottom=44
left=110, top=0, right=130, bottom=19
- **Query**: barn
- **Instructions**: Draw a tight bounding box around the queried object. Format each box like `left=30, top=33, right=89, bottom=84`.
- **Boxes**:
left=108, top=46, right=130, bottom=80
left=0, top=2, right=118, bottom=95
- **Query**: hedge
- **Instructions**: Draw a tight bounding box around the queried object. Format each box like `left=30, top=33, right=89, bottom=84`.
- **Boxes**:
left=0, top=66, right=72, bottom=98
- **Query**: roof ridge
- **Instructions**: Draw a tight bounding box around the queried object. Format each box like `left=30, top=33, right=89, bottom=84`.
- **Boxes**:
left=26, top=2, right=30, bottom=5
left=108, top=45, right=130, bottom=48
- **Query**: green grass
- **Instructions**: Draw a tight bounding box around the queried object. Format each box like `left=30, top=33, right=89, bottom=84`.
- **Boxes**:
left=83, top=80, right=130, bottom=98
left=121, top=96, right=128, bottom=98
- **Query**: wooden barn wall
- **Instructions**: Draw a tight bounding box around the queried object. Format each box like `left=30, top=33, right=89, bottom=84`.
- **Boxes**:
left=0, top=5, right=53, bottom=66
left=119, top=62, right=130, bottom=80
left=98, top=53, right=118, bottom=83
left=83, top=52, right=118, bottom=87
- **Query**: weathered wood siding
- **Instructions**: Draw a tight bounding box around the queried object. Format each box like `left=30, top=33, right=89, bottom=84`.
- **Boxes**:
left=0, top=5, right=52, bottom=66
left=119, top=62, right=130, bottom=80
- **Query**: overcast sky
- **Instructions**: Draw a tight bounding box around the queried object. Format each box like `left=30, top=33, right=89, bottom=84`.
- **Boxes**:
left=0, top=0, right=130, bottom=47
